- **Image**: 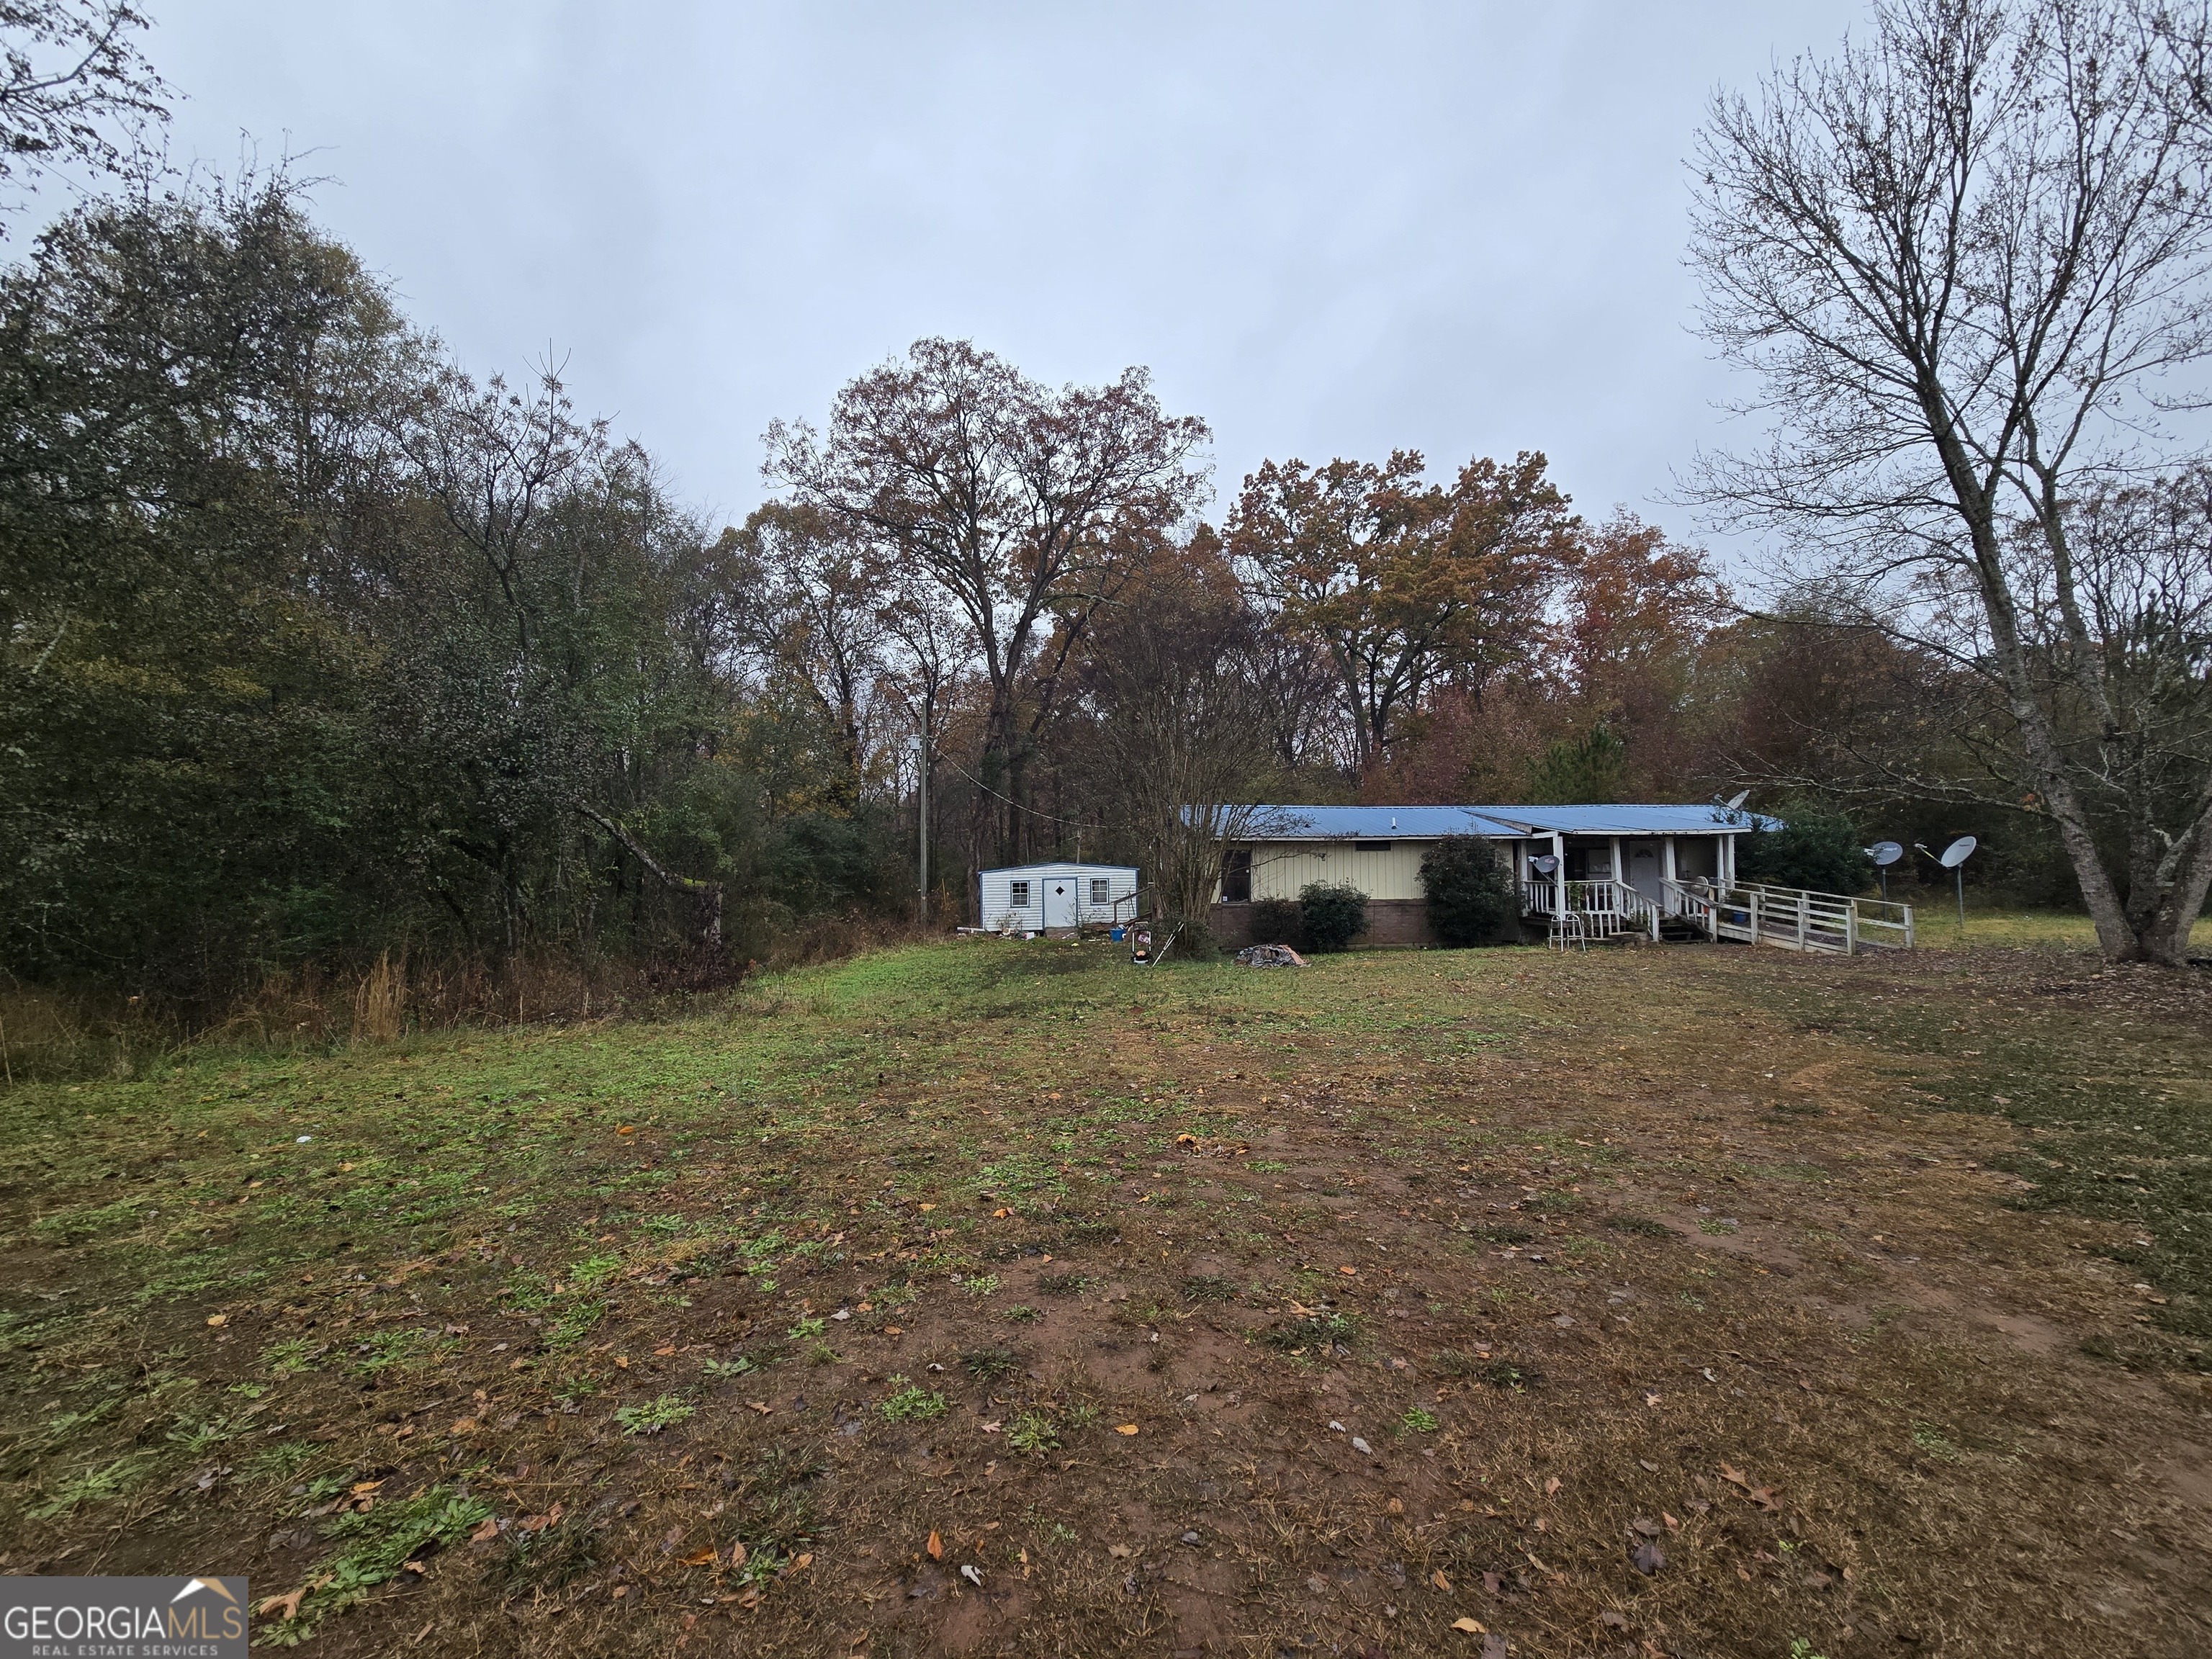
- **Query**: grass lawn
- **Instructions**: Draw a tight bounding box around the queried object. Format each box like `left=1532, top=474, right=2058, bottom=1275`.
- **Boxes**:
left=4, top=936, right=2209, bottom=1657
left=1912, top=908, right=2212, bottom=952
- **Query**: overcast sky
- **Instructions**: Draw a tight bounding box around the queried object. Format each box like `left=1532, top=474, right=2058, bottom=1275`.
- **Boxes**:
left=149, top=1, right=1859, bottom=559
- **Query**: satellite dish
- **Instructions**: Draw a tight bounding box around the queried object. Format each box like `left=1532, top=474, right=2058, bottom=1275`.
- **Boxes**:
left=1531, top=855, right=1559, bottom=874
left=1938, top=835, right=1977, bottom=868
left=1724, top=790, right=1750, bottom=811
left=1868, top=840, right=1904, bottom=867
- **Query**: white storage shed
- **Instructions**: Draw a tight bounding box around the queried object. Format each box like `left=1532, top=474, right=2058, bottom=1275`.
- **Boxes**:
left=978, top=863, right=1139, bottom=932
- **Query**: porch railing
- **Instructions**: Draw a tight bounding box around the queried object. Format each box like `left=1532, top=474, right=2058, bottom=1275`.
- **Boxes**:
left=1660, top=879, right=1914, bottom=955
left=1521, top=878, right=1661, bottom=943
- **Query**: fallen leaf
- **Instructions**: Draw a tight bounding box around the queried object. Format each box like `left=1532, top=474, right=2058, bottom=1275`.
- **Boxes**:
left=205, top=1313, right=228, bottom=1328
left=746, top=1401, right=772, bottom=1415
left=655, top=1344, right=677, bottom=1356
left=730, top=1540, right=747, bottom=1566
left=1483, top=1571, right=1503, bottom=1596
left=614, top=1356, right=630, bottom=1370
left=351, top=1480, right=386, bottom=1496
left=1115, top=1424, right=1140, bottom=1436
left=1719, top=1462, right=1750, bottom=1488
left=1543, top=1475, right=1560, bottom=1496
left=918, top=1202, right=936, bottom=1213
left=401, top=1560, right=426, bottom=1575
left=1431, top=1569, right=1453, bottom=1591
left=992, top=1208, right=1012, bottom=1218
left=678, top=1547, right=716, bottom=1567
left=1630, top=1540, right=1666, bottom=1575
left=791, top=1554, right=814, bottom=1572
left=1601, top=1610, right=1629, bottom=1629
left=1107, top=1545, right=1133, bottom=1559
left=449, top=1417, right=480, bottom=1435
left=1339, top=1266, right=1358, bottom=1276
left=1482, top=1636, right=1507, bottom=1659
left=617, top=1125, right=636, bottom=1135
left=257, top=1589, right=306, bottom=1620
left=1452, top=1617, right=1488, bottom=1634
left=927, top=1530, right=943, bottom=1560
left=469, top=1518, right=500, bottom=1544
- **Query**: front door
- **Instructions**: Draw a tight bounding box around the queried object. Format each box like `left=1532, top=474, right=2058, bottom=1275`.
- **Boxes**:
left=1045, top=878, right=1075, bottom=930
left=1627, top=841, right=1663, bottom=904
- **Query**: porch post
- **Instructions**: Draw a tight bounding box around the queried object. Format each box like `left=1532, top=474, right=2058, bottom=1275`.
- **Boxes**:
left=1609, top=836, right=1623, bottom=900
left=1662, top=837, right=1677, bottom=904
left=1552, top=831, right=1566, bottom=920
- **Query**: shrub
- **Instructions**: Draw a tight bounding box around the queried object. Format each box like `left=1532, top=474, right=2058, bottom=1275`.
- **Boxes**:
left=1169, top=917, right=1223, bottom=962
left=1419, top=836, right=1516, bottom=945
left=1298, top=883, right=1368, bottom=953
left=1737, top=806, right=1873, bottom=895
left=1248, top=897, right=1304, bottom=950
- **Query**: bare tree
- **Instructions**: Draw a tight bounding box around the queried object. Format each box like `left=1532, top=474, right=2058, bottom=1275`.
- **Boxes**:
left=1078, top=533, right=1282, bottom=927
left=0, top=1, right=168, bottom=225
left=1689, top=0, right=2212, bottom=963
left=767, top=337, right=1209, bottom=864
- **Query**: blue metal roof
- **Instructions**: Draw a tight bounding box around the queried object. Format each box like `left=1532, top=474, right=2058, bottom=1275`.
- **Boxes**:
left=1241, top=803, right=1779, bottom=840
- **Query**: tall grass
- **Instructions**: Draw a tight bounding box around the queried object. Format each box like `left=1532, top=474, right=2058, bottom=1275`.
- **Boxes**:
left=0, top=912, right=929, bottom=1084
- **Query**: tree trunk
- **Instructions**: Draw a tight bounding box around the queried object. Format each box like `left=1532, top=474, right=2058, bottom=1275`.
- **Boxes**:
left=574, top=804, right=722, bottom=950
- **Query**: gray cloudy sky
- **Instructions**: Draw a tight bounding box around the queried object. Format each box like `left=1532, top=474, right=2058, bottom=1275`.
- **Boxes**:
left=152, top=2, right=1858, bottom=552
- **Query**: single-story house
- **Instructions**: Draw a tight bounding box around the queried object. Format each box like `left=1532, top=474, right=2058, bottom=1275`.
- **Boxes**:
left=978, top=863, right=1140, bottom=934
left=1210, top=804, right=1776, bottom=947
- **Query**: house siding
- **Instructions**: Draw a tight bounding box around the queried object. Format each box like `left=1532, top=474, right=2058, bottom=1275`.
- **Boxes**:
left=1234, top=840, right=1435, bottom=903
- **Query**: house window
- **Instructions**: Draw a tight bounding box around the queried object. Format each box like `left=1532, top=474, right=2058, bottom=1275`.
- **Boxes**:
left=1220, top=848, right=1252, bottom=903
left=1089, top=878, right=1110, bottom=904
left=1009, top=880, right=1030, bottom=907
left=1354, top=841, right=1393, bottom=852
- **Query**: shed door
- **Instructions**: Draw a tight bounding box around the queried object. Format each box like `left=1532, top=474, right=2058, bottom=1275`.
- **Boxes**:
left=1045, top=878, right=1075, bottom=930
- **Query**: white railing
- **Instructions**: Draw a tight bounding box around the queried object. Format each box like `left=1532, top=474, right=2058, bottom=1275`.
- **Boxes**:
left=1521, top=878, right=1661, bottom=942
left=1661, top=879, right=1913, bottom=955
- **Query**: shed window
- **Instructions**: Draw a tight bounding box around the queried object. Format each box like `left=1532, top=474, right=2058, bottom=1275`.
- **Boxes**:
left=1009, top=880, right=1030, bottom=907
left=1089, top=878, right=1110, bottom=904
left=1354, top=840, right=1393, bottom=852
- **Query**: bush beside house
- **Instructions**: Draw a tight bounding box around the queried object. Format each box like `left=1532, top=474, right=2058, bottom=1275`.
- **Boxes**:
left=1419, top=837, right=1517, bottom=945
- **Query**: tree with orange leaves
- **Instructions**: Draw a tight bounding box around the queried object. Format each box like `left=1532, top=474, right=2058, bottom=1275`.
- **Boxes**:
left=1224, top=450, right=1573, bottom=774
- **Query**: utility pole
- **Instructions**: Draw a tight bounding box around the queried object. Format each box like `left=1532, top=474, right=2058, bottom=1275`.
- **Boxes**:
left=917, top=703, right=930, bottom=928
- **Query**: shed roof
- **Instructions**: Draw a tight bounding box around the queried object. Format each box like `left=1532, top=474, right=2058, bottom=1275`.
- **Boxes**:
left=1238, top=804, right=1779, bottom=840
left=980, top=861, right=1138, bottom=878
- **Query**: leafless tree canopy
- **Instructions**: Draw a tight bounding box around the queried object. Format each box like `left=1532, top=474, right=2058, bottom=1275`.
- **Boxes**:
left=1689, top=0, right=2212, bottom=963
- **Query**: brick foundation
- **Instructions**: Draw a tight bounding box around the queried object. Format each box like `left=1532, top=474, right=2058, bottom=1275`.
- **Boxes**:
left=1211, top=898, right=1516, bottom=950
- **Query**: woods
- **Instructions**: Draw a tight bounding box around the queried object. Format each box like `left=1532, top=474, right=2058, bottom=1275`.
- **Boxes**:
left=4, top=0, right=2210, bottom=1046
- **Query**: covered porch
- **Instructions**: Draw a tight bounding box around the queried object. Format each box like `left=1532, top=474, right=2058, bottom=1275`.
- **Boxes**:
left=1506, top=824, right=1912, bottom=954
